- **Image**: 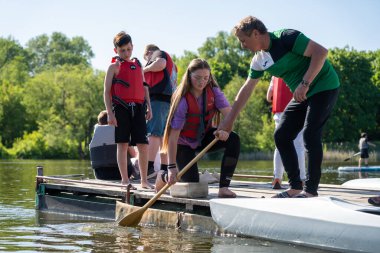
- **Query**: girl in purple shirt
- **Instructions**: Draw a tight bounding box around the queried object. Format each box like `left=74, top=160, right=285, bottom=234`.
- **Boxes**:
left=156, top=59, right=240, bottom=198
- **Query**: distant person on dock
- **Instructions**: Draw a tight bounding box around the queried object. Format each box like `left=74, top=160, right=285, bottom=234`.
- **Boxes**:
left=156, top=58, right=240, bottom=198
left=267, top=77, right=306, bottom=189
left=103, top=31, right=153, bottom=189
left=217, top=15, right=340, bottom=198
left=358, top=132, right=376, bottom=168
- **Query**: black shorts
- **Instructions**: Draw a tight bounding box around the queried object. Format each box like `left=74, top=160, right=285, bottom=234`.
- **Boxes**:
left=360, top=148, right=369, bottom=159
left=114, top=103, right=148, bottom=145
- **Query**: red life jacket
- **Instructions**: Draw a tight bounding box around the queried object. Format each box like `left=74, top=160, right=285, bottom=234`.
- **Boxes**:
left=180, top=86, right=216, bottom=140
left=272, top=77, right=293, bottom=113
left=144, top=51, right=177, bottom=97
left=111, top=57, right=145, bottom=104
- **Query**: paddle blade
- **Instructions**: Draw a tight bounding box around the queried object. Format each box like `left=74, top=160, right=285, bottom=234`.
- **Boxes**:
left=343, top=157, right=351, bottom=161
left=117, top=207, right=147, bottom=227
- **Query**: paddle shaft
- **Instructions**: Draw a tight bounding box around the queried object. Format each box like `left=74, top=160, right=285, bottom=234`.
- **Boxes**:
left=344, top=151, right=361, bottom=161
left=140, top=138, right=219, bottom=211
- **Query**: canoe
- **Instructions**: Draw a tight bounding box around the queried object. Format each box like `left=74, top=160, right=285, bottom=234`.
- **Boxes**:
left=210, top=196, right=380, bottom=253
left=342, top=178, right=380, bottom=190
left=338, top=166, right=380, bottom=172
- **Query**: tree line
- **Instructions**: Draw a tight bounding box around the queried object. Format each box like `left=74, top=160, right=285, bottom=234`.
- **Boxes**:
left=0, top=31, right=379, bottom=159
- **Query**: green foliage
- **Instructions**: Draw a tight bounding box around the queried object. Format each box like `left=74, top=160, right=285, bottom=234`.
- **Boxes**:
left=0, top=37, right=34, bottom=147
left=22, top=65, right=104, bottom=158
left=223, top=75, right=272, bottom=151
left=255, top=114, right=275, bottom=151
left=26, top=32, right=94, bottom=74
left=327, top=47, right=380, bottom=142
left=1, top=31, right=380, bottom=158
left=9, top=131, right=48, bottom=158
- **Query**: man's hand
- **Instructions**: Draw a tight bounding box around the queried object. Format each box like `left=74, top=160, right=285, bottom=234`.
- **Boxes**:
left=293, top=83, right=309, bottom=102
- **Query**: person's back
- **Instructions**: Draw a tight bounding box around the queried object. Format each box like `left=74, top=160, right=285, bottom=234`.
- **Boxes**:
left=89, top=124, right=115, bottom=149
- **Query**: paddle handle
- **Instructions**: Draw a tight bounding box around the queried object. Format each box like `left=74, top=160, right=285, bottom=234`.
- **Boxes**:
left=142, top=138, right=219, bottom=210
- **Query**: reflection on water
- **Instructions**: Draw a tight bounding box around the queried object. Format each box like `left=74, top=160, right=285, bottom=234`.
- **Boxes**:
left=0, top=159, right=376, bottom=252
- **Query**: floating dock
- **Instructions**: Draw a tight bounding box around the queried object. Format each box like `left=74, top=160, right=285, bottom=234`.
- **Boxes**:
left=35, top=165, right=379, bottom=235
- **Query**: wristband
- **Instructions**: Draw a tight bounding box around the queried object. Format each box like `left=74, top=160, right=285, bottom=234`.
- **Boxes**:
left=301, top=80, right=310, bottom=88
left=167, top=163, right=177, bottom=169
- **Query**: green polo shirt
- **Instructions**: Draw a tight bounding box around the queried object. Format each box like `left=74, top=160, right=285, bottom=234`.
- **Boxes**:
left=248, top=29, right=340, bottom=97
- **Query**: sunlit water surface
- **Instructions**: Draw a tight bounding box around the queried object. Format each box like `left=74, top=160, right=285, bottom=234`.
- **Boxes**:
left=0, top=159, right=376, bottom=252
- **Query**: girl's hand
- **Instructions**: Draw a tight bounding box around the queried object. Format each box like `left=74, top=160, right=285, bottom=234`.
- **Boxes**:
left=214, top=130, right=229, bottom=141
left=167, top=167, right=178, bottom=185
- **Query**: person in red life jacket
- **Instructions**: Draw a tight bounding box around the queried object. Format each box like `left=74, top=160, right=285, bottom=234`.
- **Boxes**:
left=103, top=31, right=153, bottom=189
left=267, top=77, right=306, bottom=189
left=155, top=58, right=240, bottom=198
left=143, top=44, right=177, bottom=180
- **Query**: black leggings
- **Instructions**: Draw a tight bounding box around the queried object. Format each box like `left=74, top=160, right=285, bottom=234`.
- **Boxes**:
left=274, top=88, right=339, bottom=195
left=176, top=128, right=240, bottom=188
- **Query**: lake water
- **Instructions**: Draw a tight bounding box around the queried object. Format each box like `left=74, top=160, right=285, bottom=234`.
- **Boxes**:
left=0, top=159, right=377, bottom=252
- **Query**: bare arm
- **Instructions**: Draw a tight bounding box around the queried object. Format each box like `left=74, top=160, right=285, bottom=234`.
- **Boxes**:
left=167, top=128, right=181, bottom=184
left=143, top=58, right=167, bottom=73
left=103, top=64, right=117, bottom=126
left=293, top=40, right=328, bottom=102
left=302, top=40, right=328, bottom=83
left=218, top=78, right=259, bottom=132
left=141, top=67, right=152, bottom=120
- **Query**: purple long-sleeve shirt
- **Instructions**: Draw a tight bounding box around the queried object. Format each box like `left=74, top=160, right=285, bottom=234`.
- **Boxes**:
left=171, top=87, right=230, bottom=149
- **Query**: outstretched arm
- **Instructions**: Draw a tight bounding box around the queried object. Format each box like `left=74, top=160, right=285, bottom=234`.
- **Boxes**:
left=218, top=77, right=259, bottom=132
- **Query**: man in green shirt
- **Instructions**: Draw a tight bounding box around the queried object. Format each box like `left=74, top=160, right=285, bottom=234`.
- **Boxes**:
left=219, top=16, right=340, bottom=198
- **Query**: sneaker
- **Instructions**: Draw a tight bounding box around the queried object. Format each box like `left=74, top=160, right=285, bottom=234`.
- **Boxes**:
left=272, top=178, right=283, bottom=189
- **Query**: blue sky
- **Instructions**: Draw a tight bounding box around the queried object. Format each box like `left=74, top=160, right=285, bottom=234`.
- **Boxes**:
left=1, top=0, right=379, bottom=71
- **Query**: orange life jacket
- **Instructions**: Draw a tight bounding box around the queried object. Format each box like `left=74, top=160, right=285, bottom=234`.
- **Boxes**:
left=180, top=86, right=216, bottom=141
left=111, top=57, right=145, bottom=104
left=272, top=77, right=293, bottom=113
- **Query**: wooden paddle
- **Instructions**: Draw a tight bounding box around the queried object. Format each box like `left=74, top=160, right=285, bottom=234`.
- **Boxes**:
left=343, top=152, right=361, bottom=161
left=117, top=137, right=219, bottom=227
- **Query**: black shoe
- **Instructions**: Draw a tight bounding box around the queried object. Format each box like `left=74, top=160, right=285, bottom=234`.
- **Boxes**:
left=147, top=167, right=157, bottom=179
left=272, top=181, right=283, bottom=189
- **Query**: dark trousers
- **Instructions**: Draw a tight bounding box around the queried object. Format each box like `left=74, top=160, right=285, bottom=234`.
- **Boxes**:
left=274, top=88, right=339, bottom=195
left=176, top=128, right=240, bottom=188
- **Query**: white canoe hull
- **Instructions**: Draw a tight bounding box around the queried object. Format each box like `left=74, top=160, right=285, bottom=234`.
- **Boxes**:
left=210, top=197, right=380, bottom=253
left=342, top=178, right=380, bottom=190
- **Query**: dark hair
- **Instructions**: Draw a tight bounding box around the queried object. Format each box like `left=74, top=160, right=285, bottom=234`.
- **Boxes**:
left=113, top=31, right=132, bottom=48
left=361, top=132, right=367, bottom=138
left=97, top=110, right=108, bottom=125
left=144, top=44, right=160, bottom=54
left=233, top=16, right=267, bottom=36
